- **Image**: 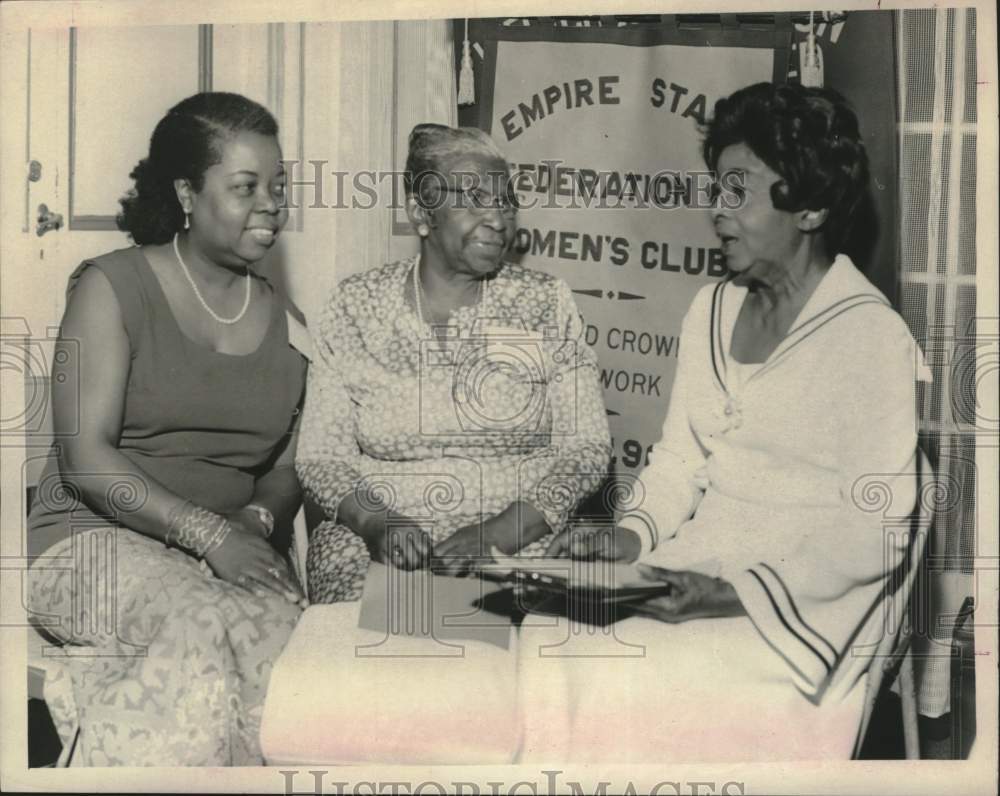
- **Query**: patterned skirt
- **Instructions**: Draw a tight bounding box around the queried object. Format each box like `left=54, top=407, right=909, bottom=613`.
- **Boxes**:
left=27, top=527, right=301, bottom=766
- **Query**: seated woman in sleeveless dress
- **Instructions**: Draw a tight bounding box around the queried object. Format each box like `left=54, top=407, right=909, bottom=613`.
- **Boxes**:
left=26, top=92, right=308, bottom=766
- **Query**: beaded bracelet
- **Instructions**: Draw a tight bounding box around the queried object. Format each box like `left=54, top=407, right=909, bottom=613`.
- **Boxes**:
left=165, top=500, right=232, bottom=558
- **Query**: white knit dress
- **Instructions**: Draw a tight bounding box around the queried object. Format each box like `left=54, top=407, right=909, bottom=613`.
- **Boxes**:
left=517, top=255, right=927, bottom=762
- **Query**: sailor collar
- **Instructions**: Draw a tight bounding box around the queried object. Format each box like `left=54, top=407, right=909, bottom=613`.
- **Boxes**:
left=708, top=254, right=890, bottom=401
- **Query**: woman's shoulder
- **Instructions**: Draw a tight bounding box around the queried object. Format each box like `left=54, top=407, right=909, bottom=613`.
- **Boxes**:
left=842, top=301, right=918, bottom=370
left=496, top=260, right=553, bottom=280
left=494, top=261, right=560, bottom=288
left=63, top=246, right=153, bottom=349
left=680, top=280, right=729, bottom=326
left=815, top=258, right=925, bottom=380
left=828, top=255, right=914, bottom=340
left=341, top=258, right=411, bottom=287
left=67, top=246, right=148, bottom=302
left=85, top=245, right=145, bottom=265
left=491, top=262, right=568, bottom=304
left=332, top=259, right=411, bottom=304
left=316, top=259, right=411, bottom=337
left=72, top=245, right=145, bottom=278
left=490, top=262, right=573, bottom=326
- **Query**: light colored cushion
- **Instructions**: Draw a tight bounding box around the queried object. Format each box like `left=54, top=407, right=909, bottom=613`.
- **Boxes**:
left=260, top=570, right=520, bottom=765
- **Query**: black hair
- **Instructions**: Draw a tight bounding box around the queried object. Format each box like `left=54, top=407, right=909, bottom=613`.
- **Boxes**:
left=702, top=82, right=870, bottom=255
left=117, top=92, right=279, bottom=245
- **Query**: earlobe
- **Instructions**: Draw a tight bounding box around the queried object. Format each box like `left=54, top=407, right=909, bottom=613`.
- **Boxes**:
left=404, top=196, right=422, bottom=226
left=405, top=196, right=434, bottom=236
left=173, top=178, right=193, bottom=214
left=798, top=207, right=829, bottom=232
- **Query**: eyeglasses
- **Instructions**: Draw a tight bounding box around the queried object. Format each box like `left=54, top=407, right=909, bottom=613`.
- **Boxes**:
left=440, top=185, right=520, bottom=216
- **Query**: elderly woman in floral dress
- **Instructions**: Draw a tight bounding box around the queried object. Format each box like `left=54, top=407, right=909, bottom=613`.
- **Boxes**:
left=296, top=123, right=612, bottom=603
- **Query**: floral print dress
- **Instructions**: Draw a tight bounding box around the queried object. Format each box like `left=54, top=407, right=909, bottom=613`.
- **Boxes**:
left=296, top=257, right=612, bottom=602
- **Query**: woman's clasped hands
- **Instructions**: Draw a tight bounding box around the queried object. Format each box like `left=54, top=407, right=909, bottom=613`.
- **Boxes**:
left=544, top=523, right=643, bottom=562
left=352, top=506, right=523, bottom=576
left=432, top=513, right=523, bottom=576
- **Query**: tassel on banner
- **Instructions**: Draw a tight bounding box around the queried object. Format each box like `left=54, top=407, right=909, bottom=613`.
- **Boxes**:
left=458, top=19, right=475, bottom=106
left=799, top=10, right=825, bottom=87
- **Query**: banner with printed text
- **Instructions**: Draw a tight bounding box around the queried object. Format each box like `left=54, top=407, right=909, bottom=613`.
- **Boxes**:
left=465, top=24, right=790, bottom=489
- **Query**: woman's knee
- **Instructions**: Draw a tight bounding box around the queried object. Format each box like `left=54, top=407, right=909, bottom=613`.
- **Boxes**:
left=26, top=553, right=76, bottom=644
left=306, top=522, right=370, bottom=603
left=307, top=522, right=370, bottom=567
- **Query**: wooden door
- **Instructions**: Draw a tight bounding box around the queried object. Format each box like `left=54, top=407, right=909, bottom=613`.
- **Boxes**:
left=1, top=23, right=328, bottom=487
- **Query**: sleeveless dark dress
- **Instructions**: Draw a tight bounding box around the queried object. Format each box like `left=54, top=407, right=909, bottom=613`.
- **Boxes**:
left=24, top=246, right=307, bottom=765
left=27, top=246, right=307, bottom=559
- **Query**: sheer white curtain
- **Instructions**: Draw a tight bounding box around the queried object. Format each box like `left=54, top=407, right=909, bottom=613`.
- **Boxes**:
left=279, top=20, right=457, bottom=324
left=896, top=7, right=979, bottom=720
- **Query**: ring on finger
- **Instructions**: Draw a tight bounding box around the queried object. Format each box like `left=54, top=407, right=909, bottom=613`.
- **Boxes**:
left=267, top=566, right=281, bottom=579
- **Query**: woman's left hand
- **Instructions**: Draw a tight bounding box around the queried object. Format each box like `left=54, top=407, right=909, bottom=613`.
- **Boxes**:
left=630, top=565, right=745, bottom=623
left=433, top=516, right=519, bottom=575
left=222, top=507, right=309, bottom=607
left=225, top=507, right=270, bottom=539
left=546, top=524, right=642, bottom=562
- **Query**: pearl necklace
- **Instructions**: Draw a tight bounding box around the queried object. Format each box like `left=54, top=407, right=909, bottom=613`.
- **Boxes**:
left=172, top=233, right=252, bottom=325
left=411, top=255, right=485, bottom=330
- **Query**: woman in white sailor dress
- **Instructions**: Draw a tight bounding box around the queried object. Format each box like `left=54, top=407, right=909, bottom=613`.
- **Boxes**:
left=518, top=82, right=929, bottom=762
